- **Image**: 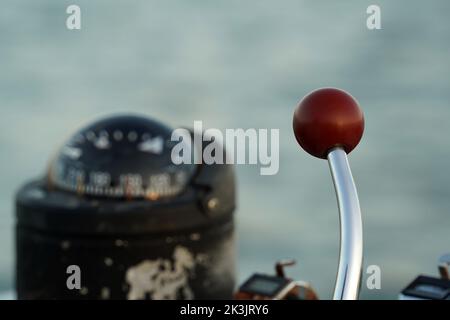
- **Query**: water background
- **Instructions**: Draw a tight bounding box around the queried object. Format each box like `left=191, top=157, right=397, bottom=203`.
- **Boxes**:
left=1, top=0, right=450, bottom=299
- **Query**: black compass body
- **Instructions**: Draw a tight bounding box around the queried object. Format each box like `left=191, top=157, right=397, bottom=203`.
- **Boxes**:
left=15, top=115, right=236, bottom=300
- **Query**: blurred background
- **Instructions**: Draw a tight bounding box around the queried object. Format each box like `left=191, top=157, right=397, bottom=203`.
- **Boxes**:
left=1, top=0, right=450, bottom=299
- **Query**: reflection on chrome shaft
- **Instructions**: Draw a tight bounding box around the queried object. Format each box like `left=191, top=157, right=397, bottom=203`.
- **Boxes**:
left=328, top=148, right=363, bottom=300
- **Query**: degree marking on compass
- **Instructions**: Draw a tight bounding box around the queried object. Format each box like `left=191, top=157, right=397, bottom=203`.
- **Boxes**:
left=128, top=131, right=138, bottom=142
left=113, top=130, right=123, bottom=141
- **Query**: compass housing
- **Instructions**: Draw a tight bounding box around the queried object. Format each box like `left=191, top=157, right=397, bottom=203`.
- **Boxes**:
left=15, top=114, right=236, bottom=300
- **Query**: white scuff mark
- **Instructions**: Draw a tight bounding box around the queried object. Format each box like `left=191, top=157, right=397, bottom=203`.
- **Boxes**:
left=61, top=241, right=71, bottom=250
left=104, top=257, right=113, bottom=266
left=80, top=287, right=89, bottom=295
left=195, top=253, right=209, bottom=265
left=165, top=237, right=174, bottom=243
left=115, top=239, right=129, bottom=247
left=189, top=233, right=201, bottom=241
left=101, top=287, right=110, bottom=300
left=126, top=246, right=196, bottom=300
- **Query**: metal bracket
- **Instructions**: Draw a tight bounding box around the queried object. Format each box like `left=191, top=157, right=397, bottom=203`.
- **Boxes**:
left=438, top=253, right=450, bottom=280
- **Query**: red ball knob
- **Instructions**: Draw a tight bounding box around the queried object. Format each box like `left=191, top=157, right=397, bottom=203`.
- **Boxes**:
left=293, top=88, right=364, bottom=159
